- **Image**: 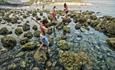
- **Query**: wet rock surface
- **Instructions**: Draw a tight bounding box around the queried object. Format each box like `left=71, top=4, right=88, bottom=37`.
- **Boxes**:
left=0, top=9, right=115, bottom=70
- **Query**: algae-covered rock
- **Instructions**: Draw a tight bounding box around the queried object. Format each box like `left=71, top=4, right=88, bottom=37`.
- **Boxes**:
left=106, top=38, right=115, bottom=48
left=0, top=27, right=11, bottom=35
left=106, top=22, right=115, bottom=37
left=24, top=32, right=33, bottom=39
left=22, top=23, right=30, bottom=31
left=20, top=60, right=27, bottom=68
left=34, top=30, right=40, bottom=37
left=20, top=37, right=29, bottom=45
left=63, top=26, right=70, bottom=33
left=32, top=25, right=38, bottom=31
left=15, top=27, right=23, bottom=36
left=8, top=63, right=17, bottom=70
left=1, top=36, right=17, bottom=49
left=62, top=17, right=71, bottom=24
left=75, top=24, right=81, bottom=30
left=22, top=41, right=40, bottom=50
left=32, top=12, right=37, bottom=17
left=59, top=51, right=92, bottom=70
left=32, top=67, right=40, bottom=70
left=57, top=40, right=70, bottom=50
left=34, top=48, right=47, bottom=64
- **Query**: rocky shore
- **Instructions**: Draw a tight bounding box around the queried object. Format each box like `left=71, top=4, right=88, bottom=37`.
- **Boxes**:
left=0, top=9, right=115, bottom=70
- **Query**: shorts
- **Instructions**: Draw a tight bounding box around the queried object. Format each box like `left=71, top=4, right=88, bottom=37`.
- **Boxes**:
left=40, top=35, right=49, bottom=46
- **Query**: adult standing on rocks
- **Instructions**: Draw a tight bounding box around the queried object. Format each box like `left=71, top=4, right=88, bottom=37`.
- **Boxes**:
left=50, top=6, right=57, bottom=21
left=64, top=3, right=69, bottom=16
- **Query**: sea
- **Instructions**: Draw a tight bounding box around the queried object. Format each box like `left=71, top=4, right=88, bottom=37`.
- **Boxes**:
left=84, top=0, right=115, bottom=17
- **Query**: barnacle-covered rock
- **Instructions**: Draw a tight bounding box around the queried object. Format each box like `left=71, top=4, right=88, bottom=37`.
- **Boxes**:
left=15, top=27, right=23, bottom=36
left=57, top=40, right=70, bottom=50
left=24, top=32, right=33, bottom=39
left=22, top=23, right=30, bottom=31
left=1, top=36, right=17, bottom=49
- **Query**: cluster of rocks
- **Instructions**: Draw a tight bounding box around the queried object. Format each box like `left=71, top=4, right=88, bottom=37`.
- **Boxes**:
left=0, top=9, right=115, bottom=70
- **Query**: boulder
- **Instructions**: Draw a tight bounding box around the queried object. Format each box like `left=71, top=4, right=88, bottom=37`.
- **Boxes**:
left=22, top=42, right=40, bottom=50
left=32, top=67, right=40, bottom=70
left=36, top=16, right=41, bottom=21
left=32, top=25, right=38, bottom=31
left=1, top=36, right=17, bottom=49
left=15, top=27, right=23, bottom=36
left=75, top=24, right=81, bottom=30
left=8, top=63, right=17, bottom=70
left=106, top=38, right=115, bottom=48
left=63, top=26, right=70, bottom=33
left=59, top=51, right=92, bottom=70
left=20, top=38, right=29, bottom=45
left=32, top=12, right=37, bottom=17
left=24, top=32, right=33, bottom=39
left=106, top=22, right=115, bottom=37
left=0, top=27, right=11, bottom=35
left=22, top=23, right=30, bottom=31
left=57, top=40, right=70, bottom=51
left=20, top=60, right=27, bottom=68
left=34, top=30, right=40, bottom=37
left=40, top=12, right=43, bottom=16
left=34, top=48, right=47, bottom=64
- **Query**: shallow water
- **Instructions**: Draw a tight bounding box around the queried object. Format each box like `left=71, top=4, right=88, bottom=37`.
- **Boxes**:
left=0, top=10, right=115, bottom=69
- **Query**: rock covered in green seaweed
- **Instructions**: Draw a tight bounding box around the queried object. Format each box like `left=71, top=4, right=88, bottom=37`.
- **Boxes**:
left=0, top=27, right=12, bottom=35
left=34, top=30, right=40, bottom=37
left=15, top=27, right=23, bottom=36
left=20, top=37, right=30, bottom=45
left=59, top=51, right=92, bottom=70
left=57, top=40, right=70, bottom=50
left=22, top=41, right=40, bottom=50
left=1, top=36, right=17, bottom=49
left=34, top=48, right=47, bottom=64
left=22, top=23, right=30, bottom=31
left=32, top=25, right=38, bottom=31
left=24, top=31, right=33, bottom=39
